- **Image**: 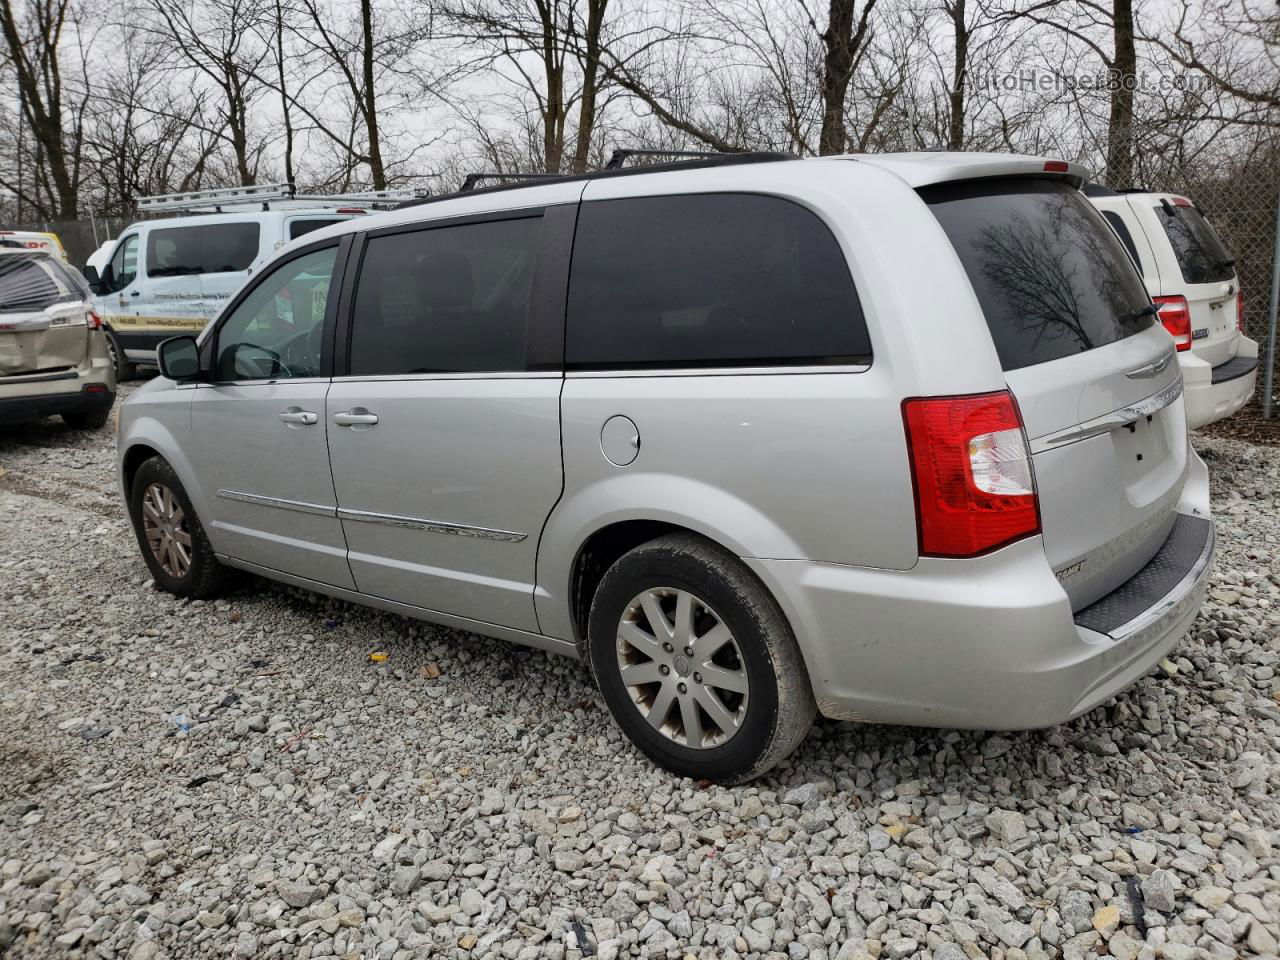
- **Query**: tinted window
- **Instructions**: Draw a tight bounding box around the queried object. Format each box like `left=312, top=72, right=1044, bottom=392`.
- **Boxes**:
left=0, top=254, right=79, bottom=312
left=922, top=178, right=1153, bottom=371
left=146, top=222, right=261, bottom=277
left=290, top=218, right=346, bottom=241
left=567, top=195, right=868, bottom=368
left=1156, top=203, right=1234, bottom=284
left=1101, top=211, right=1144, bottom=275
left=107, top=234, right=139, bottom=291
left=214, top=246, right=337, bottom=380
left=349, top=217, right=539, bottom=375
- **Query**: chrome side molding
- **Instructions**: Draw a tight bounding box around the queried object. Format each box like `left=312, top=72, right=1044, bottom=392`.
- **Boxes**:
left=336, top=508, right=527, bottom=542
left=1030, top=376, right=1183, bottom=454
left=216, top=489, right=336, bottom=517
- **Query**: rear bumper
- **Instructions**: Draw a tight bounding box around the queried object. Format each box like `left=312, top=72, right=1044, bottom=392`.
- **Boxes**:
left=0, top=384, right=115, bottom=424
left=747, top=450, right=1213, bottom=729
left=1183, top=336, right=1258, bottom=429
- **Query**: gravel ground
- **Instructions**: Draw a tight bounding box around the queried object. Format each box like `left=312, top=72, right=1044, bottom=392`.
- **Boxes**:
left=1, top=381, right=1278, bottom=960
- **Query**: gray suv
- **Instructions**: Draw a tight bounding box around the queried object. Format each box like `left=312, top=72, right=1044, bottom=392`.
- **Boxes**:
left=118, top=152, right=1214, bottom=783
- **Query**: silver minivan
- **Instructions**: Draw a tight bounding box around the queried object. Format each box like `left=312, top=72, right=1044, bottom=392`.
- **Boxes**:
left=117, top=152, right=1214, bottom=782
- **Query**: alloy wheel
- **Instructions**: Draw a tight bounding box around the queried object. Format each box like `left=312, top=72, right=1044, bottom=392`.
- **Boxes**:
left=141, top=482, right=192, bottom=578
left=615, top=587, right=750, bottom=749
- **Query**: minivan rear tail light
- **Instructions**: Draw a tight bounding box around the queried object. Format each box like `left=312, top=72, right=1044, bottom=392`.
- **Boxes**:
left=1236, top=291, right=1246, bottom=334
left=901, top=391, right=1040, bottom=558
left=1154, top=295, right=1192, bottom=351
left=87, top=310, right=102, bottom=330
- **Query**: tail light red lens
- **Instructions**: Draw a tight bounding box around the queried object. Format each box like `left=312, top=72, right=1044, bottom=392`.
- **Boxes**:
left=1236, top=291, right=1245, bottom=334
left=87, top=310, right=102, bottom=330
left=1154, top=295, right=1192, bottom=351
left=902, top=391, right=1040, bottom=558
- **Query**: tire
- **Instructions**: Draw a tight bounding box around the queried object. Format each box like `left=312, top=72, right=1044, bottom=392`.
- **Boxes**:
left=105, top=330, right=136, bottom=382
left=128, top=456, right=235, bottom=599
left=587, top=533, right=815, bottom=784
left=62, top=406, right=111, bottom=430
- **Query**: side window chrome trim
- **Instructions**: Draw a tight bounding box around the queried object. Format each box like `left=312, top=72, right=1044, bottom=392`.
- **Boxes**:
left=565, top=363, right=871, bottom=379
left=330, top=371, right=562, bottom=383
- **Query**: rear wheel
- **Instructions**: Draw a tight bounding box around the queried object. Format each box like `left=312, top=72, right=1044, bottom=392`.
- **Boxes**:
left=62, top=406, right=110, bottom=430
left=587, top=533, right=815, bottom=783
left=128, top=456, right=234, bottom=599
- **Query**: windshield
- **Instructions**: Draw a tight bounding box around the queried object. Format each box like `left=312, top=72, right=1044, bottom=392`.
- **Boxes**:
left=0, top=254, right=84, bottom=314
left=1157, top=203, right=1234, bottom=285
left=921, top=177, right=1154, bottom=371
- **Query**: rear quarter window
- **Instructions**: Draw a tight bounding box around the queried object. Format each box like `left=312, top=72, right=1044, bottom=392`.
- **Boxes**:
left=922, top=178, right=1154, bottom=371
left=1100, top=210, right=1144, bottom=276
left=1157, top=203, right=1234, bottom=285
left=0, top=255, right=79, bottom=313
left=147, top=222, right=262, bottom=277
left=566, top=194, right=870, bottom=368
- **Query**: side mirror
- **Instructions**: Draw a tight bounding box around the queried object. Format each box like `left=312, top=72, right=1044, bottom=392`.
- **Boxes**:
left=98, top=263, right=115, bottom=294
left=82, top=265, right=102, bottom=295
left=157, top=336, right=202, bottom=381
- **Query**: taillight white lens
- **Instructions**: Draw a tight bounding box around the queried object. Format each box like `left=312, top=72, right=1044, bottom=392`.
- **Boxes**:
left=968, top=428, right=1034, bottom=495
left=1154, top=295, right=1192, bottom=351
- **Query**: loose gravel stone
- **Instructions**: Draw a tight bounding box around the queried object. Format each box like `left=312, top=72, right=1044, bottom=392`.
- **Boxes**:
left=1, top=387, right=1278, bottom=960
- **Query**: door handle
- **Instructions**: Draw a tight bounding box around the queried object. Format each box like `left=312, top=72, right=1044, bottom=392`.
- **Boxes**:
left=332, top=410, right=379, bottom=427
left=278, top=410, right=318, bottom=425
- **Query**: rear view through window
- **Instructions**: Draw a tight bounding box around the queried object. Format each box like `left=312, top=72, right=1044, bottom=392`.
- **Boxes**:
left=146, top=222, right=261, bottom=276
left=1157, top=203, right=1234, bottom=285
left=923, top=178, right=1153, bottom=371
left=0, top=254, right=82, bottom=313
left=566, top=194, right=869, bottom=368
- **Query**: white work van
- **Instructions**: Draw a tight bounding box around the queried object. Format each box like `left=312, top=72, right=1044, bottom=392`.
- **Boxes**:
left=87, top=183, right=423, bottom=376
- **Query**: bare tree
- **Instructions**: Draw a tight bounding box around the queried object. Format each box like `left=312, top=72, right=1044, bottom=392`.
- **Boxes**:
left=144, top=0, right=270, bottom=186
left=0, top=0, right=89, bottom=216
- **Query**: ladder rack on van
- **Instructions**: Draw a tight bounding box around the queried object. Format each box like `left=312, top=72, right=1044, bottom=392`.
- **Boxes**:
left=134, top=183, right=429, bottom=214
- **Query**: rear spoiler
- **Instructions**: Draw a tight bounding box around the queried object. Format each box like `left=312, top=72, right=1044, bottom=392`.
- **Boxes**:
left=853, top=153, right=1089, bottom=190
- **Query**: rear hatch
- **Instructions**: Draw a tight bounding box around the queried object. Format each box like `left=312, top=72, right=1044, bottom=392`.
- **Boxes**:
left=0, top=253, right=92, bottom=377
left=922, top=177, right=1186, bottom=609
left=1145, top=196, right=1240, bottom=366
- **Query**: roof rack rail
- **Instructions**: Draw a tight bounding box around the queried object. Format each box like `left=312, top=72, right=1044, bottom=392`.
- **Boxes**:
left=459, top=172, right=563, bottom=193
left=605, top=148, right=729, bottom=169
left=395, top=150, right=797, bottom=211
left=134, top=183, right=427, bottom=214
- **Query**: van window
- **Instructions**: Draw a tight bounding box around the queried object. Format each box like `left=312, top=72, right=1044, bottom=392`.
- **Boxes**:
left=0, top=254, right=79, bottom=313
left=1156, top=203, right=1234, bottom=285
left=213, top=246, right=337, bottom=381
left=106, top=234, right=139, bottom=292
left=1100, top=211, right=1144, bottom=275
left=146, top=222, right=261, bottom=277
left=348, top=216, right=539, bottom=375
left=566, top=195, right=869, bottom=368
left=289, top=219, right=346, bottom=241
left=922, top=178, right=1153, bottom=371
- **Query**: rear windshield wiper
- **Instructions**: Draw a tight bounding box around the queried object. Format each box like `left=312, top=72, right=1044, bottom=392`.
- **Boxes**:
left=1216, top=257, right=1236, bottom=269
left=1122, top=304, right=1158, bottom=323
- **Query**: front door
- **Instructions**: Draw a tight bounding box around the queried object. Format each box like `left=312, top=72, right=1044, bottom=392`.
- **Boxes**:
left=326, top=213, right=566, bottom=632
left=188, top=241, right=355, bottom=589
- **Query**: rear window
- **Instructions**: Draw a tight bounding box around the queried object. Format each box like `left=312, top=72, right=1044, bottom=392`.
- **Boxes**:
left=0, top=254, right=82, bottom=313
left=146, top=222, right=261, bottom=277
left=289, top=218, right=346, bottom=241
left=566, top=194, right=870, bottom=368
left=1156, top=203, right=1234, bottom=285
left=922, top=178, right=1153, bottom=371
left=1100, top=211, right=1144, bottom=275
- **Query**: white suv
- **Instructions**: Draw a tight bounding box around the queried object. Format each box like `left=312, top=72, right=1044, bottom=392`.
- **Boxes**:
left=1088, top=185, right=1259, bottom=428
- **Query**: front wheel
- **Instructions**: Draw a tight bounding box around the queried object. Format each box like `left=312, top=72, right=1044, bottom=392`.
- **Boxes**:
left=128, top=456, right=234, bottom=599
left=587, top=533, right=815, bottom=784
left=105, top=330, right=136, bottom=381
